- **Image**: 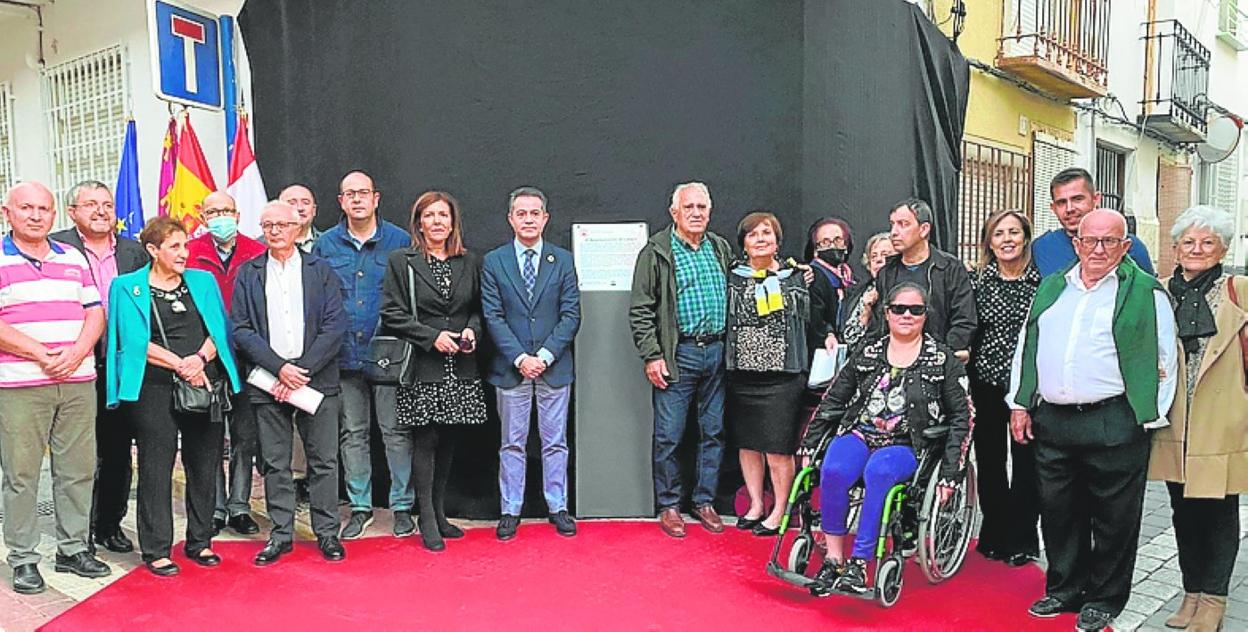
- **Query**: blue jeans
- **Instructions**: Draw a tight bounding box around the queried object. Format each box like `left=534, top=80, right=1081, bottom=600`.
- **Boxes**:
left=652, top=340, right=725, bottom=511
left=497, top=380, right=571, bottom=515
left=339, top=373, right=414, bottom=512
left=820, top=434, right=917, bottom=560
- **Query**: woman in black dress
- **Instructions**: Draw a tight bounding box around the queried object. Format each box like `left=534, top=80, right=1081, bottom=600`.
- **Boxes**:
left=725, top=212, right=812, bottom=535
left=380, top=191, right=486, bottom=552
left=969, top=209, right=1040, bottom=566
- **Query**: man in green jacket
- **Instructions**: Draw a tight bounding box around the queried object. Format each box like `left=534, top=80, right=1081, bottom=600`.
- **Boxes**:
left=629, top=182, right=733, bottom=538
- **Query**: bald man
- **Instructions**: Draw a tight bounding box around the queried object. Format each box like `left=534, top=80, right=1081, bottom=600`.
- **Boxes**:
left=279, top=184, right=321, bottom=254
left=231, top=201, right=346, bottom=565
left=186, top=190, right=268, bottom=535
left=1008, top=209, right=1179, bottom=631
left=0, top=181, right=110, bottom=594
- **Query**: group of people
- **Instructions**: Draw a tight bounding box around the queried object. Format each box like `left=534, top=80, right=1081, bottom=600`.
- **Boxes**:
left=0, top=173, right=581, bottom=587
left=0, top=167, right=1243, bottom=632
left=626, top=172, right=1243, bottom=632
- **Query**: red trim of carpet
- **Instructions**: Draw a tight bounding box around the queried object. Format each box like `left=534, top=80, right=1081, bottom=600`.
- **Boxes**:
left=43, top=522, right=1084, bottom=630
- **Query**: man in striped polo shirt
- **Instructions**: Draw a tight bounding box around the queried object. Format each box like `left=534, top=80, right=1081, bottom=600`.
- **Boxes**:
left=0, top=181, right=111, bottom=595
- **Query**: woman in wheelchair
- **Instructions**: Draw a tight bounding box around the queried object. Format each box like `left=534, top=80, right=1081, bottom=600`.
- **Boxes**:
left=799, top=282, right=973, bottom=594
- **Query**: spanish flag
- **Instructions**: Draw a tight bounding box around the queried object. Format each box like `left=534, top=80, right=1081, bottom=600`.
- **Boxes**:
left=168, top=115, right=217, bottom=235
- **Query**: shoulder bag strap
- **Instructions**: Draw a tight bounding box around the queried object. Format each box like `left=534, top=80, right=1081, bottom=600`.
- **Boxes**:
left=150, top=297, right=171, bottom=349
left=1228, top=277, right=1248, bottom=384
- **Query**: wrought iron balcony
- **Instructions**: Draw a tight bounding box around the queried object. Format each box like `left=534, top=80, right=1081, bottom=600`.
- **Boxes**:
left=1139, top=20, right=1210, bottom=144
left=996, top=0, right=1111, bottom=99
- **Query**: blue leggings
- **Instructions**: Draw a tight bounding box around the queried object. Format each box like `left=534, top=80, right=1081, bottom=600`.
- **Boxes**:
left=820, top=434, right=918, bottom=560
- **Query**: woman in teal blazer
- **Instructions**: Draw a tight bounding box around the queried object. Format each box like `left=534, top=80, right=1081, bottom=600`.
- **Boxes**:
left=104, top=217, right=240, bottom=577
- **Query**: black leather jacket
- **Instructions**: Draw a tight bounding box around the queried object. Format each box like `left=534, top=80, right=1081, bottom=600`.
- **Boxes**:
left=800, top=334, right=974, bottom=483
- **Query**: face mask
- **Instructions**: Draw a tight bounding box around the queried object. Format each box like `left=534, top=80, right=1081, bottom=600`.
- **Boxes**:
left=817, top=247, right=847, bottom=267
left=206, top=216, right=238, bottom=242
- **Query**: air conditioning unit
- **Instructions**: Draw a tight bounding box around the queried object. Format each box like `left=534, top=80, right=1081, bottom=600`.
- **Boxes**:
left=1219, top=0, right=1248, bottom=51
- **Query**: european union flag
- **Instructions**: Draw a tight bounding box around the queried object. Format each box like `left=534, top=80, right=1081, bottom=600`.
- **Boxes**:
left=115, top=120, right=144, bottom=240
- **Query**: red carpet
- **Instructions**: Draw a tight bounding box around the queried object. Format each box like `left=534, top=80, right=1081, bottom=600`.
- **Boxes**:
left=43, top=521, right=1081, bottom=631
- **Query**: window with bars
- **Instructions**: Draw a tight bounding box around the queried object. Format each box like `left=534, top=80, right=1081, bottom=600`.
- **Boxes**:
left=1095, top=143, right=1127, bottom=212
left=42, top=45, right=128, bottom=228
left=958, top=140, right=1032, bottom=265
left=0, top=82, right=13, bottom=232
left=0, top=82, right=15, bottom=196
left=1031, top=133, right=1079, bottom=236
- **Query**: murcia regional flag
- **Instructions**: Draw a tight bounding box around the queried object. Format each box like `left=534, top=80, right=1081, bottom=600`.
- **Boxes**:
left=168, top=116, right=217, bottom=235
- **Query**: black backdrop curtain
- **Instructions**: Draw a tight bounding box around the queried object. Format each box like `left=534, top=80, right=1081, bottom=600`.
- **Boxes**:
left=240, top=0, right=968, bottom=518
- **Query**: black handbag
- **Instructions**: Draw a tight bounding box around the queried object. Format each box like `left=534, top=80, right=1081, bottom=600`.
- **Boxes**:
left=364, top=264, right=417, bottom=386
left=152, top=296, right=231, bottom=422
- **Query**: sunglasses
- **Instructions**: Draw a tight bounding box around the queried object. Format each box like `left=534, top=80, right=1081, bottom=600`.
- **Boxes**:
left=886, top=304, right=927, bottom=316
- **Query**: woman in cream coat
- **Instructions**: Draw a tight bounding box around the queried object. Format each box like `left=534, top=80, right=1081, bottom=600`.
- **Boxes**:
left=1149, top=205, right=1248, bottom=632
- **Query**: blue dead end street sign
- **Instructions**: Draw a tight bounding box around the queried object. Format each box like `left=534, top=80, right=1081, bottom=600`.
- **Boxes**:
left=149, top=0, right=222, bottom=110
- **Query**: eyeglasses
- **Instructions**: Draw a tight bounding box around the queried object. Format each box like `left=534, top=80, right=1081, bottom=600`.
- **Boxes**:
left=815, top=237, right=847, bottom=249
left=886, top=304, right=927, bottom=316
left=260, top=221, right=300, bottom=232
left=340, top=189, right=375, bottom=199
left=203, top=207, right=237, bottom=219
left=73, top=201, right=115, bottom=214
left=1178, top=237, right=1222, bottom=252
left=1074, top=236, right=1126, bottom=250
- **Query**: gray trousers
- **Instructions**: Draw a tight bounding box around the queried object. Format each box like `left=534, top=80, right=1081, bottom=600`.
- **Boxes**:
left=254, top=395, right=342, bottom=542
left=215, top=396, right=257, bottom=519
left=497, top=380, right=571, bottom=515
left=0, top=382, right=97, bottom=568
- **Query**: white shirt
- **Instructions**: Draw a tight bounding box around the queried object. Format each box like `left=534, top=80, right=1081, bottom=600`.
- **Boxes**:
left=265, top=251, right=305, bottom=360
left=1007, top=264, right=1178, bottom=428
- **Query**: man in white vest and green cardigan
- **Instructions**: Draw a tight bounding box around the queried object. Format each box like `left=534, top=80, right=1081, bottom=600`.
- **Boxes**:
left=1006, top=209, right=1179, bottom=632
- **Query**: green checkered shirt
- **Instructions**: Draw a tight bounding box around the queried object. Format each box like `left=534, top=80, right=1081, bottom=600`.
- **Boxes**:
left=671, top=231, right=726, bottom=336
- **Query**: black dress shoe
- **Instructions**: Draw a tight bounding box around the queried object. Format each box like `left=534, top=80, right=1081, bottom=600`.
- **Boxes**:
left=735, top=515, right=763, bottom=530
left=438, top=519, right=465, bottom=539
left=318, top=536, right=345, bottom=561
left=1005, top=552, right=1037, bottom=567
left=213, top=517, right=225, bottom=536
left=54, top=551, right=112, bottom=578
left=187, top=549, right=222, bottom=567
left=1029, top=595, right=1075, bottom=618
left=145, top=559, right=180, bottom=577
left=254, top=540, right=293, bottom=566
left=228, top=514, right=261, bottom=535
left=549, top=510, right=577, bottom=537
left=1076, top=606, right=1115, bottom=631
left=752, top=521, right=782, bottom=537
left=12, top=563, right=44, bottom=594
left=95, top=531, right=135, bottom=553
left=496, top=514, right=520, bottom=541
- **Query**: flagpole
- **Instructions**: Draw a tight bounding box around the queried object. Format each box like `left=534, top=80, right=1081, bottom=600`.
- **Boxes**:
left=220, top=14, right=238, bottom=166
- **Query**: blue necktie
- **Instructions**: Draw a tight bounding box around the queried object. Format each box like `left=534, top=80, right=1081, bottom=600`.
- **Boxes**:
left=523, top=249, right=536, bottom=301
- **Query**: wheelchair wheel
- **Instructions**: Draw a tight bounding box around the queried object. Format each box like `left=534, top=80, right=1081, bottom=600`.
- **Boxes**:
left=786, top=534, right=814, bottom=575
left=875, top=556, right=903, bottom=607
left=917, top=461, right=978, bottom=583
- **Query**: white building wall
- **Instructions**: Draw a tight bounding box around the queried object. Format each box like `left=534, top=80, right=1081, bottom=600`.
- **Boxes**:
left=1079, top=0, right=1248, bottom=265
left=0, top=0, right=249, bottom=219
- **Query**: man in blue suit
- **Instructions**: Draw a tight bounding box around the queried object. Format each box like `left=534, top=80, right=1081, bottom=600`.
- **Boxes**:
left=482, top=187, right=581, bottom=540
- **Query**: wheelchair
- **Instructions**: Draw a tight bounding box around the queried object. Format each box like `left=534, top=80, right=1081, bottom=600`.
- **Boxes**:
left=765, top=425, right=978, bottom=607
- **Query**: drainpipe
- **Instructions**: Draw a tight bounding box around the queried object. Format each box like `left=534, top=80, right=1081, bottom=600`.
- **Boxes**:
left=1142, top=0, right=1158, bottom=117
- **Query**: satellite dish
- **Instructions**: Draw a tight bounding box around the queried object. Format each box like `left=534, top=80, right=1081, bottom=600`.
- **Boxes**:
left=1196, top=115, right=1243, bottom=163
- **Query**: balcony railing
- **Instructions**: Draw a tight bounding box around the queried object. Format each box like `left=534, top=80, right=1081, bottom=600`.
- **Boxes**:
left=996, top=0, right=1111, bottom=99
left=1139, top=20, right=1210, bottom=144
left=1217, top=0, right=1248, bottom=51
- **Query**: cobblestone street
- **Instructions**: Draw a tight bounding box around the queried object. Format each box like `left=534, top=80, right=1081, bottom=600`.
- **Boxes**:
left=0, top=459, right=1244, bottom=631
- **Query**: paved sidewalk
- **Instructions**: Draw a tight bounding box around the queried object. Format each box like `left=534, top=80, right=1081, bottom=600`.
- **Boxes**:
left=0, top=458, right=1245, bottom=631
